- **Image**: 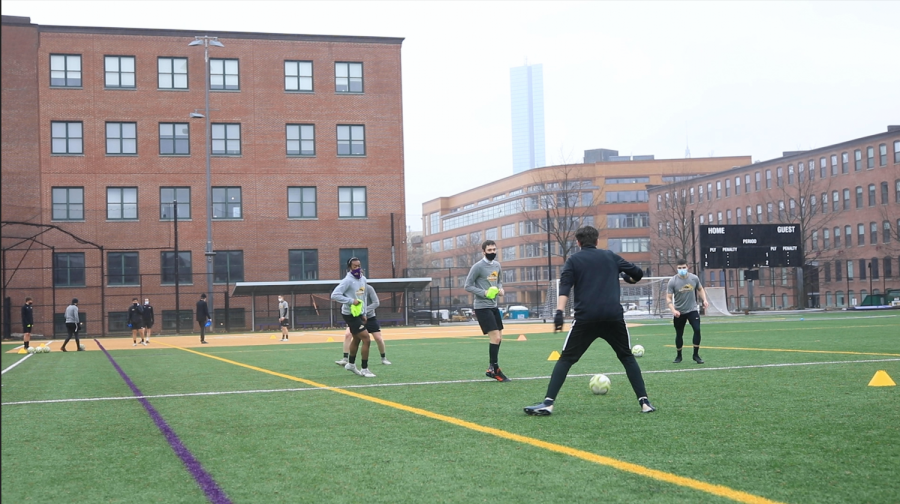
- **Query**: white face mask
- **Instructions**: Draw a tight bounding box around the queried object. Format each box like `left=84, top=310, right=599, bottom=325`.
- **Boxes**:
left=677, top=268, right=688, bottom=276
left=278, top=298, right=283, bottom=302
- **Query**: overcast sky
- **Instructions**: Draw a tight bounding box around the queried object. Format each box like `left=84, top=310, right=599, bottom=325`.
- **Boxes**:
left=5, top=1, right=898, bottom=231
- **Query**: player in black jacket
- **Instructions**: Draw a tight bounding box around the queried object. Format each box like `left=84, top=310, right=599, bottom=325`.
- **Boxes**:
left=22, top=297, right=34, bottom=350
left=525, top=226, right=656, bottom=415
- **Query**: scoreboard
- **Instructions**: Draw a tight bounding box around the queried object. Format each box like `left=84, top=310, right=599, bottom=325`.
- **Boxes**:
left=700, top=224, right=803, bottom=269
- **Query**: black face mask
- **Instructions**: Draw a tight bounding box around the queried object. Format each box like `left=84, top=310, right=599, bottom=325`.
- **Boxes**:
left=485, top=253, right=497, bottom=261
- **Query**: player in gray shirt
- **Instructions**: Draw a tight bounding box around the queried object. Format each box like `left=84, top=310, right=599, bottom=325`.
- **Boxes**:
left=61, top=298, right=82, bottom=352
left=331, top=257, right=376, bottom=378
left=278, top=295, right=290, bottom=342
left=666, top=258, right=709, bottom=364
left=464, top=240, right=508, bottom=381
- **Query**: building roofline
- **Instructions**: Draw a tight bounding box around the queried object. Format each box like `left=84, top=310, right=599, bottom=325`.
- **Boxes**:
left=2, top=15, right=404, bottom=45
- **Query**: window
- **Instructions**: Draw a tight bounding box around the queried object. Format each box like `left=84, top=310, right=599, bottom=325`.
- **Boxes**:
left=212, top=187, right=242, bottom=219
left=832, top=191, right=840, bottom=212
left=746, top=206, right=753, bottom=224
left=698, top=185, right=704, bottom=202
left=868, top=184, right=876, bottom=206
left=789, top=199, right=796, bottom=219
left=443, top=238, right=453, bottom=251
left=501, top=224, right=515, bottom=238
left=855, top=186, right=863, bottom=208
left=607, top=176, right=650, bottom=184
left=429, top=213, right=439, bottom=235
left=745, top=174, right=751, bottom=191
left=689, top=187, right=695, bottom=203
left=765, top=169, right=772, bottom=188
left=604, top=190, right=648, bottom=203
left=158, top=57, right=188, bottom=89
left=756, top=204, right=763, bottom=223
left=485, top=227, right=497, bottom=240
left=105, top=122, right=137, bottom=155
left=834, top=227, right=841, bottom=248
left=766, top=203, right=773, bottom=223
left=867, top=146, right=875, bottom=169
left=778, top=201, right=785, bottom=221
left=607, top=238, right=649, bottom=253
left=845, top=226, right=852, bottom=248
left=725, top=179, right=731, bottom=197
left=841, top=152, right=849, bottom=173
left=894, top=141, right=900, bottom=163
left=108, top=252, right=139, bottom=285
left=286, top=124, right=315, bottom=156
left=870, top=222, right=878, bottom=244
left=847, top=260, right=854, bottom=279
left=337, top=125, right=365, bottom=156
left=606, top=213, right=649, bottom=228
left=885, top=257, right=893, bottom=279
left=716, top=180, right=722, bottom=198
left=214, top=250, right=244, bottom=283
left=338, top=186, right=366, bottom=218
left=501, top=246, right=516, bottom=261
left=788, top=165, right=794, bottom=185
left=51, top=121, right=83, bottom=154
left=755, top=172, right=761, bottom=191
left=776, top=167, right=783, bottom=187
left=502, top=269, right=516, bottom=283
left=104, top=56, right=135, bottom=88
left=871, top=257, right=880, bottom=280
left=735, top=176, right=741, bottom=195
left=211, top=124, right=241, bottom=155
left=820, top=157, right=827, bottom=179
left=810, top=195, right=817, bottom=216
left=54, top=252, right=85, bottom=287
left=159, top=123, right=189, bottom=155
left=798, top=163, right=805, bottom=183
left=879, top=143, right=887, bottom=166
left=882, top=182, right=889, bottom=204
left=210, top=58, right=239, bottom=90
left=726, top=209, right=732, bottom=224
left=160, top=187, right=190, bottom=219
left=50, top=54, right=82, bottom=87
left=288, top=187, right=316, bottom=218
left=338, top=249, right=368, bottom=278
left=821, top=192, right=828, bottom=214
left=854, top=149, right=862, bottom=171
left=107, top=187, right=137, bottom=220
left=52, top=187, right=84, bottom=220
left=161, top=251, right=192, bottom=284
left=859, top=259, right=867, bottom=280
left=884, top=221, right=892, bottom=244
left=823, top=228, right=830, bottom=249
left=335, top=62, right=363, bottom=93
left=858, top=224, right=865, bottom=246
left=812, top=230, right=819, bottom=251
left=284, top=60, right=313, bottom=92
left=897, top=180, right=900, bottom=203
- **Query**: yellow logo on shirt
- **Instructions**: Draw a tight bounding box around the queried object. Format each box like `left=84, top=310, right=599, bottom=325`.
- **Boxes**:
left=681, top=284, right=694, bottom=292
left=488, top=271, right=499, bottom=282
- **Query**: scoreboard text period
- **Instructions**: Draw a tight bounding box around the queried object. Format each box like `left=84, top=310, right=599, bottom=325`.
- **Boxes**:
left=700, top=225, right=803, bottom=269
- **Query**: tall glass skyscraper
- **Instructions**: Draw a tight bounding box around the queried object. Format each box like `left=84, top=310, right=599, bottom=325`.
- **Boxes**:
left=509, top=63, right=545, bottom=174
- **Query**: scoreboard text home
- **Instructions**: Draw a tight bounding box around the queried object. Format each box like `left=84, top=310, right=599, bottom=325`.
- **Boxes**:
left=700, top=225, right=803, bottom=269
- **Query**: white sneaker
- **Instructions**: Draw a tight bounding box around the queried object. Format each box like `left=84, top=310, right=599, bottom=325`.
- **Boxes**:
left=381, top=358, right=392, bottom=365
left=344, top=363, right=362, bottom=376
left=142, top=340, right=148, bottom=346
left=133, top=342, right=137, bottom=347
left=335, top=357, right=349, bottom=366
left=360, top=368, right=376, bottom=378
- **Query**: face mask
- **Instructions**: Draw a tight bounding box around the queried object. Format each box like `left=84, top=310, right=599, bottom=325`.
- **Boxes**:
left=351, top=268, right=362, bottom=279
left=678, top=268, right=688, bottom=276
left=144, top=301, right=149, bottom=305
left=278, top=298, right=283, bottom=302
left=485, top=253, right=497, bottom=261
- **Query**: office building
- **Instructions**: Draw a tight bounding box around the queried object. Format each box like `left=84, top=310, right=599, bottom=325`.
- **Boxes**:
left=509, top=63, right=545, bottom=174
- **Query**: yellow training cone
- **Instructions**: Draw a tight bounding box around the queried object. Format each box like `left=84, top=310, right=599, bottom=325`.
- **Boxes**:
left=326, top=337, right=335, bottom=342
left=517, top=334, right=527, bottom=341
left=18, top=348, right=27, bottom=354
left=548, top=350, right=560, bottom=361
left=868, top=370, right=896, bottom=387
left=270, top=335, right=278, bottom=339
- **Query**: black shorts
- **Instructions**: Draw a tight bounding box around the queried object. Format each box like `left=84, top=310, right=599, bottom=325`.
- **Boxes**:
left=131, top=323, right=144, bottom=330
left=342, top=314, right=368, bottom=336
left=474, top=308, right=504, bottom=335
left=143, top=321, right=154, bottom=329
left=23, top=324, right=33, bottom=334
left=560, top=318, right=633, bottom=362
left=364, top=316, right=381, bottom=334
left=280, top=318, right=290, bottom=327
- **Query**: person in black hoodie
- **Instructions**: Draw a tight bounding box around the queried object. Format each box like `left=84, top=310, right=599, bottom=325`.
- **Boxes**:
left=524, top=226, right=656, bottom=416
left=128, top=298, right=146, bottom=346
left=22, top=297, right=34, bottom=350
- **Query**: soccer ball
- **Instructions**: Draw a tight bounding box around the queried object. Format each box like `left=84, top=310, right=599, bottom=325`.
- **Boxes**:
left=79, top=344, right=86, bottom=351
left=589, top=374, right=611, bottom=395
left=632, top=345, right=645, bottom=357
left=27, top=347, right=36, bottom=354
left=43, top=346, right=51, bottom=353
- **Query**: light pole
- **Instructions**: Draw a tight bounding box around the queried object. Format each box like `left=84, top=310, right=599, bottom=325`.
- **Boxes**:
left=189, top=35, right=223, bottom=326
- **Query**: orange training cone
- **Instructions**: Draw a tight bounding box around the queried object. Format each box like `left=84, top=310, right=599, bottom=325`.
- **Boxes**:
left=517, top=334, right=527, bottom=341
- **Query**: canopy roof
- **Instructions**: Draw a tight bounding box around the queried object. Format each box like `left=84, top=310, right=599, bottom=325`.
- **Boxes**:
left=230, top=278, right=433, bottom=298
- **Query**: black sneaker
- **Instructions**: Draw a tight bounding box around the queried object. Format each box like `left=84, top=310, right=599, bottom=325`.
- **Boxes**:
left=201, top=340, right=209, bottom=344
left=524, top=400, right=554, bottom=416
left=693, top=355, right=704, bottom=364
left=673, top=355, right=682, bottom=363
left=486, top=367, right=511, bottom=382
left=639, top=397, right=656, bottom=413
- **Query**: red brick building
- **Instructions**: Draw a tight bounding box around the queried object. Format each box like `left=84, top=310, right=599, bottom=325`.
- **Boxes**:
left=1, top=16, right=406, bottom=335
left=648, top=128, right=900, bottom=310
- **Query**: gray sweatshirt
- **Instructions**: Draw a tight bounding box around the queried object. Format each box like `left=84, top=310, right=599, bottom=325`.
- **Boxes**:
left=278, top=300, right=289, bottom=319
left=365, top=285, right=380, bottom=318
left=331, top=272, right=367, bottom=316
left=464, top=258, right=503, bottom=309
left=65, top=304, right=79, bottom=324
left=667, top=273, right=702, bottom=314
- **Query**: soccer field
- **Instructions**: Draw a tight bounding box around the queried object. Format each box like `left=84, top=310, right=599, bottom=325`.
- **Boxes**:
left=2, top=312, right=898, bottom=503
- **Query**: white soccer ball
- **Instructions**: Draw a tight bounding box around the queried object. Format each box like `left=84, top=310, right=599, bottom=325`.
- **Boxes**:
left=27, top=347, right=36, bottom=354
left=589, top=374, right=611, bottom=395
left=43, top=346, right=51, bottom=353
left=79, top=344, right=85, bottom=351
left=632, top=344, right=645, bottom=357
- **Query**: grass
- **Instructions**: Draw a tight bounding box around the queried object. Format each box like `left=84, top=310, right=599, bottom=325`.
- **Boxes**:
left=2, top=312, right=899, bottom=503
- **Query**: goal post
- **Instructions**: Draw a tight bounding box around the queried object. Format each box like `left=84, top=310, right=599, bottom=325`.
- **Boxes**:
left=544, top=276, right=671, bottom=317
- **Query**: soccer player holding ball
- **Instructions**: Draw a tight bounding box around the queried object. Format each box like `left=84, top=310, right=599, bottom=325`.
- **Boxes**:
left=524, top=226, right=655, bottom=415
left=336, top=282, right=391, bottom=366
left=666, top=259, right=709, bottom=364
left=331, top=257, right=376, bottom=378
left=464, top=240, right=508, bottom=382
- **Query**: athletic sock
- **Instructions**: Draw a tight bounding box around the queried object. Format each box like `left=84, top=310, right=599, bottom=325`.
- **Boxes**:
left=489, top=343, right=500, bottom=366
left=343, top=352, right=349, bottom=358
left=361, top=359, right=368, bottom=369
left=380, top=353, right=386, bottom=358
left=693, top=348, right=700, bottom=357
left=24, top=342, right=29, bottom=349
left=348, top=355, right=356, bottom=364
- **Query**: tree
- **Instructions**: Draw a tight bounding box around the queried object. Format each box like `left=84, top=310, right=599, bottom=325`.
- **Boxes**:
left=650, top=181, right=714, bottom=275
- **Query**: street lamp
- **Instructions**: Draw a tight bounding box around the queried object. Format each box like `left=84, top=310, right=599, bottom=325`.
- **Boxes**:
left=189, top=35, right=223, bottom=326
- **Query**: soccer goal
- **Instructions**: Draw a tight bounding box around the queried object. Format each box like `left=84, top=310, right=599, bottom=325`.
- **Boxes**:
left=545, top=276, right=671, bottom=317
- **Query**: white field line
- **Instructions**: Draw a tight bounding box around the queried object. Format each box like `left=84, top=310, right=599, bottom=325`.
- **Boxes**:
left=1, top=341, right=56, bottom=375
left=4, top=357, right=898, bottom=406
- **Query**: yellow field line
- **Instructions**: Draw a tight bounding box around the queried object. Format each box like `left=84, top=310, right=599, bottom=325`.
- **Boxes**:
left=153, top=340, right=783, bottom=504
left=664, top=345, right=900, bottom=357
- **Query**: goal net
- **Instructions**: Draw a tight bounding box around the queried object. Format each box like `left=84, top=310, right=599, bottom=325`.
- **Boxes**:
left=544, top=276, right=671, bottom=317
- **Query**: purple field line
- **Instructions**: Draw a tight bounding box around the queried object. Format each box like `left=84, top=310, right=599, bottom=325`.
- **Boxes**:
left=95, top=339, right=232, bottom=504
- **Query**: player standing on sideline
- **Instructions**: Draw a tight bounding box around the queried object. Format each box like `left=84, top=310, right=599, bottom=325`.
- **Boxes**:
left=196, top=293, right=211, bottom=344
left=331, top=257, right=376, bottom=377
left=465, top=240, right=508, bottom=382
left=21, top=297, right=34, bottom=351
left=278, top=295, right=290, bottom=342
left=336, top=282, right=391, bottom=366
left=61, top=298, right=83, bottom=352
left=524, top=226, right=656, bottom=415
left=128, top=298, right=146, bottom=346
left=666, top=259, right=709, bottom=364
left=141, top=299, right=155, bottom=343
